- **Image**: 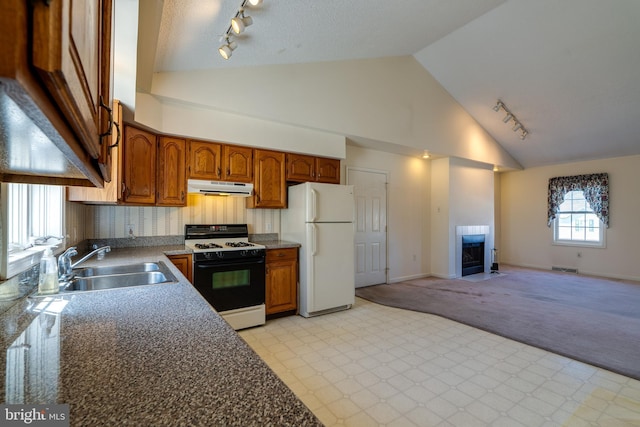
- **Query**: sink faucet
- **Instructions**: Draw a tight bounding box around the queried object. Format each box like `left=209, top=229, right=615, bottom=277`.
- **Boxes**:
left=58, top=246, right=111, bottom=280
left=58, top=247, right=78, bottom=281
left=71, top=246, right=111, bottom=269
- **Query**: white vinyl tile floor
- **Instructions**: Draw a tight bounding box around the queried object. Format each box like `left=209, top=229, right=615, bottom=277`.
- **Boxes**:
left=239, top=297, right=640, bottom=427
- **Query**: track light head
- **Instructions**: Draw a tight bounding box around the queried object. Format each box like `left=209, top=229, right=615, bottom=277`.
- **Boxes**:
left=502, top=113, right=513, bottom=123
left=492, top=101, right=503, bottom=112
left=512, top=123, right=522, bottom=132
left=232, top=9, right=253, bottom=34
left=218, top=37, right=237, bottom=60
left=247, top=0, right=263, bottom=5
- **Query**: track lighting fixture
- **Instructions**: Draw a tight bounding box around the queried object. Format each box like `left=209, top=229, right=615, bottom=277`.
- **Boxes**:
left=422, top=150, right=430, bottom=159
left=231, top=8, right=253, bottom=34
left=218, top=36, right=237, bottom=60
left=492, top=99, right=529, bottom=140
left=218, top=0, right=264, bottom=60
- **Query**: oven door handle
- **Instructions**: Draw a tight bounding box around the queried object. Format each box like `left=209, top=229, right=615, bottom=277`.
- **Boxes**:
left=195, top=258, right=265, bottom=269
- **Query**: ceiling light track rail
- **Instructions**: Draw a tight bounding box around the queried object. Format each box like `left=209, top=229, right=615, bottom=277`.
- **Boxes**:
left=218, top=0, right=264, bottom=60
left=493, top=99, right=529, bottom=140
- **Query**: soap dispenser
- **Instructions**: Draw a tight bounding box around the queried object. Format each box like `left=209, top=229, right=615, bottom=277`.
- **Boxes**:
left=38, top=248, right=59, bottom=295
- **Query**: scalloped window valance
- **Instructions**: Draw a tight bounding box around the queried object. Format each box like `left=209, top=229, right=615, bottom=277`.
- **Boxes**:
left=547, top=173, right=609, bottom=228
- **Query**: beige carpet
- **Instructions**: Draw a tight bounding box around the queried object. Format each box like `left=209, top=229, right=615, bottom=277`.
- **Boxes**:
left=356, top=265, right=640, bottom=380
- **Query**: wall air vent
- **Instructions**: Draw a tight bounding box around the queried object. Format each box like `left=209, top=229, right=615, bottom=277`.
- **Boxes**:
left=551, top=266, right=578, bottom=274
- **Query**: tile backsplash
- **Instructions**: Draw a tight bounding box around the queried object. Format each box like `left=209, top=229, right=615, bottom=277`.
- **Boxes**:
left=88, top=195, right=281, bottom=239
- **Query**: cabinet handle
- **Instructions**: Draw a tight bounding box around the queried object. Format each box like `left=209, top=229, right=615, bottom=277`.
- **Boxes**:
left=108, top=121, right=121, bottom=151
left=217, top=167, right=221, bottom=177
left=99, top=96, right=112, bottom=141
left=121, top=183, right=126, bottom=195
left=227, top=168, right=230, bottom=176
left=277, top=253, right=285, bottom=257
left=181, top=191, right=185, bottom=201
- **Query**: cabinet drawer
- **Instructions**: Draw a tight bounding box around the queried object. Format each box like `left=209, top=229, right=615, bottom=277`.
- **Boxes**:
left=266, top=247, right=298, bottom=262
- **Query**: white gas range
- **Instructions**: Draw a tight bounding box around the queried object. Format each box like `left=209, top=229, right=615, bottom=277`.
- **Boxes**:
left=185, top=224, right=266, bottom=330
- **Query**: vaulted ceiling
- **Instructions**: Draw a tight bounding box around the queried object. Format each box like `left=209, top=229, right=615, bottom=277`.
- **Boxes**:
left=125, top=0, right=640, bottom=169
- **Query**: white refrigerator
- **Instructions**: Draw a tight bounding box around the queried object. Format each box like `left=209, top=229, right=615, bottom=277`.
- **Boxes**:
left=281, top=182, right=355, bottom=317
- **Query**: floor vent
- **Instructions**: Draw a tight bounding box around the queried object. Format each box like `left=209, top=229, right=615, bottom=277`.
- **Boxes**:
left=552, top=266, right=578, bottom=274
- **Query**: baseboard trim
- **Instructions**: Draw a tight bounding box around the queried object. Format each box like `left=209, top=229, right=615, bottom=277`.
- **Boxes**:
left=503, top=262, right=640, bottom=283
left=388, top=273, right=430, bottom=283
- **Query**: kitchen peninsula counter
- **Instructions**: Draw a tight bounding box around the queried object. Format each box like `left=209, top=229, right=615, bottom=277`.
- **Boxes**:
left=0, top=246, right=321, bottom=426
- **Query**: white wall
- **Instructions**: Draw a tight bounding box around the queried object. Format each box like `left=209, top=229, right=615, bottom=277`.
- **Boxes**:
left=345, top=145, right=430, bottom=283
left=430, top=157, right=495, bottom=278
left=146, top=57, right=521, bottom=170
left=499, top=154, right=640, bottom=281
left=430, top=158, right=451, bottom=278
left=135, top=93, right=346, bottom=159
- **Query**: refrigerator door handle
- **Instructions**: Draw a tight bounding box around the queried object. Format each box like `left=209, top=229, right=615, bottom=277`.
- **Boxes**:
left=309, top=188, right=318, bottom=222
left=311, top=224, right=318, bottom=256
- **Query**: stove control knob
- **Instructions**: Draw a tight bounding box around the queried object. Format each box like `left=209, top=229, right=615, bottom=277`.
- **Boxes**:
left=241, top=250, right=248, bottom=257
left=217, top=252, right=225, bottom=259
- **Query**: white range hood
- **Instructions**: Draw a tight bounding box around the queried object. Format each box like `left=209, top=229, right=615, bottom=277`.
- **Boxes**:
left=187, top=179, right=253, bottom=197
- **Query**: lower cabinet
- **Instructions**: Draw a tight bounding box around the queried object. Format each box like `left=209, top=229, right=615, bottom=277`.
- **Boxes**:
left=167, top=254, right=192, bottom=283
left=266, top=247, right=298, bottom=316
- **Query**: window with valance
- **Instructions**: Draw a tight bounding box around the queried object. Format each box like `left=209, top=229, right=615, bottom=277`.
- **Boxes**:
left=547, top=173, right=609, bottom=228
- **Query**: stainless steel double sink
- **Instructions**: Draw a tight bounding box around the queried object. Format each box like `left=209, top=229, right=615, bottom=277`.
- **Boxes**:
left=60, top=261, right=178, bottom=293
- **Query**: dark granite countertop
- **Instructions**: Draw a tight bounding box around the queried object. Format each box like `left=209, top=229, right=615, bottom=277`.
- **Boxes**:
left=0, top=246, right=321, bottom=426
left=261, top=240, right=301, bottom=249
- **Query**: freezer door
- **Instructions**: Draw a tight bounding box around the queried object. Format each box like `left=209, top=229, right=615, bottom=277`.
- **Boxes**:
left=305, top=183, right=354, bottom=223
left=303, top=222, right=355, bottom=314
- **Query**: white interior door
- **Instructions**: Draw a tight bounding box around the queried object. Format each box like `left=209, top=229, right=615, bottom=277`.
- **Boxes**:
left=348, top=168, right=388, bottom=287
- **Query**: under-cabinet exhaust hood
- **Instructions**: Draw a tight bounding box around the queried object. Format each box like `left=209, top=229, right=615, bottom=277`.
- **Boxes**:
left=187, top=179, right=253, bottom=197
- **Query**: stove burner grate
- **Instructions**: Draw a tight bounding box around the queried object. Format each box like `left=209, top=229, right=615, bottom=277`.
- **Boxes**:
left=225, top=242, right=255, bottom=248
left=195, top=243, right=223, bottom=249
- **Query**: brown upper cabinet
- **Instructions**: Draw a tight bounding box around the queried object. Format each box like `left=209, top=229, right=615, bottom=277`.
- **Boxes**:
left=1, top=0, right=114, bottom=186
left=67, top=100, right=123, bottom=204
left=121, top=126, right=157, bottom=205
left=188, top=140, right=222, bottom=180
left=316, top=157, right=341, bottom=184
left=286, top=154, right=340, bottom=184
left=32, top=0, right=115, bottom=181
left=248, top=150, right=287, bottom=209
left=188, top=140, right=253, bottom=183
left=223, top=145, right=253, bottom=183
left=157, top=137, right=187, bottom=206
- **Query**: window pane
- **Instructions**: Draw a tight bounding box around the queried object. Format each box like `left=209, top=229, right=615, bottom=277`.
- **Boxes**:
left=558, top=213, right=572, bottom=227
left=558, top=199, right=572, bottom=211
left=557, top=226, right=572, bottom=240
left=572, top=199, right=587, bottom=212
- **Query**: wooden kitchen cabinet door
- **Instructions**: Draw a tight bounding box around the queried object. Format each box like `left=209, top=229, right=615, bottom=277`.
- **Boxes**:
left=122, top=126, right=156, bottom=204
left=32, top=0, right=114, bottom=180
left=316, top=157, right=341, bottom=184
left=222, top=145, right=253, bottom=183
left=266, top=248, right=298, bottom=316
left=168, top=254, right=192, bottom=283
left=157, top=137, right=187, bottom=206
left=286, top=153, right=316, bottom=182
left=249, top=150, right=286, bottom=208
left=188, top=140, right=222, bottom=180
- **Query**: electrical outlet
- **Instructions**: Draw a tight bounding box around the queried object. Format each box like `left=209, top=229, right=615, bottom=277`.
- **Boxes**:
left=126, top=224, right=135, bottom=237
left=266, top=222, right=272, bottom=232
